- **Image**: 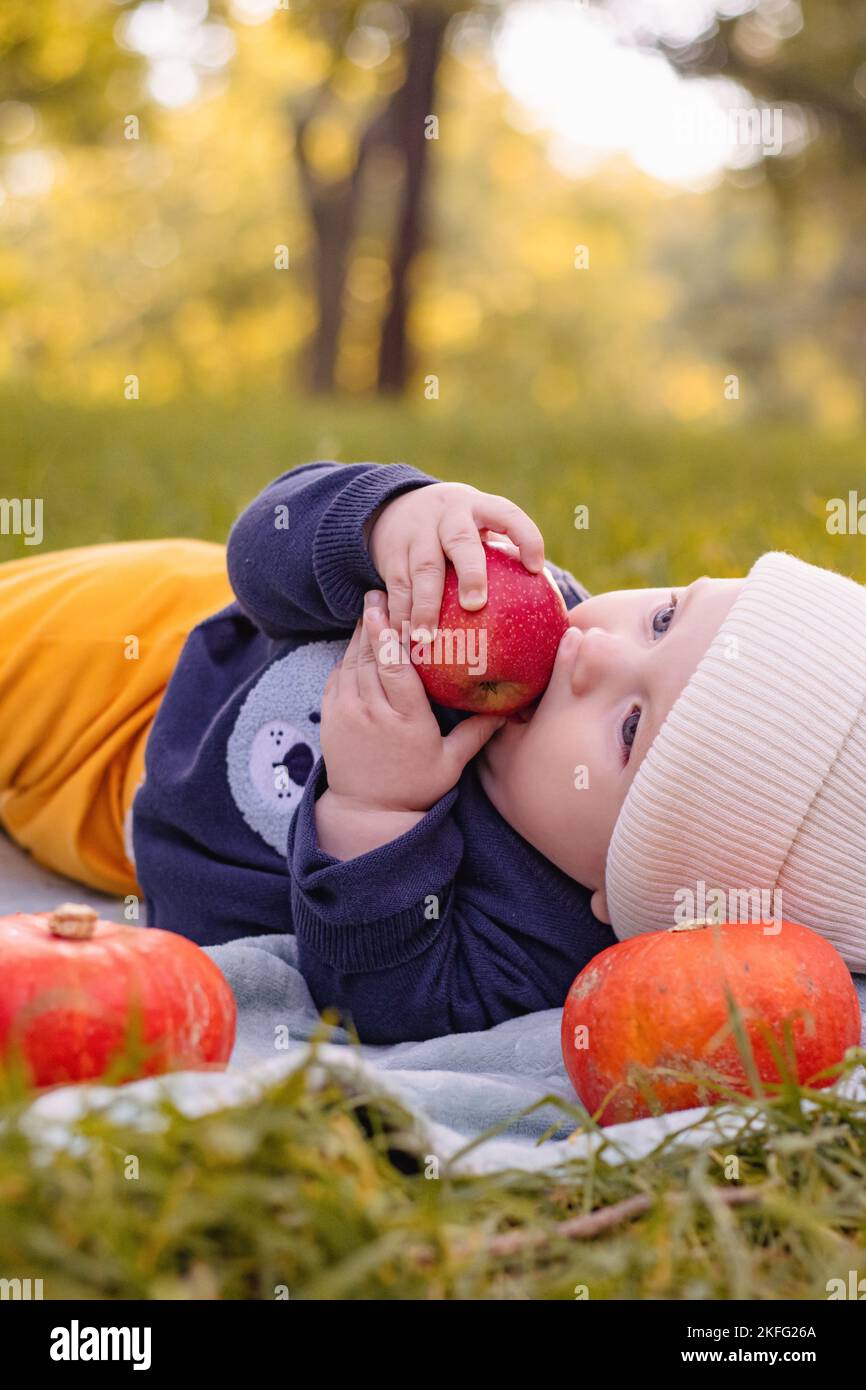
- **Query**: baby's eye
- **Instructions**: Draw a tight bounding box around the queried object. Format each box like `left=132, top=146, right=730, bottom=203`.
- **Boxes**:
left=621, top=706, right=641, bottom=762
left=652, top=592, right=678, bottom=638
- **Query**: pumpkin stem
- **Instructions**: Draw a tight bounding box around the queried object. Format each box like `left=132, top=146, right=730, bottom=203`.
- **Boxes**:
left=49, top=903, right=98, bottom=940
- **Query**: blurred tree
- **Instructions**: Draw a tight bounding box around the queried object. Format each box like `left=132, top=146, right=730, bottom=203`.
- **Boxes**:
left=0, top=0, right=477, bottom=398
left=649, top=0, right=866, bottom=161
left=3, top=0, right=865, bottom=425
left=376, top=4, right=447, bottom=393
left=639, top=0, right=866, bottom=407
left=289, top=0, right=476, bottom=395
left=0, top=0, right=141, bottom=141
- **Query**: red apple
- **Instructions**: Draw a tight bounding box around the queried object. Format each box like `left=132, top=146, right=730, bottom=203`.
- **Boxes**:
left=415, top=542, right=569, bottom=714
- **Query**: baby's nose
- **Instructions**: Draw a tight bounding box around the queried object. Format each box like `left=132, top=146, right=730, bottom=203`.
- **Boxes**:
left=569, top=626, right=619, bottom=693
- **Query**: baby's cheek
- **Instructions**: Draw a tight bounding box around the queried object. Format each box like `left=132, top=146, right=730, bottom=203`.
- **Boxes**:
left=479, top=739, right=543, bottom=840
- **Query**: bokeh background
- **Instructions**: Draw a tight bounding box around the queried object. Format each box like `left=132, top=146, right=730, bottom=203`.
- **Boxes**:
left=1, top=0, right=864, bottom=586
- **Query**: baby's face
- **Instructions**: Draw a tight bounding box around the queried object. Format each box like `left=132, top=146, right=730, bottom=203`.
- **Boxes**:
left=477, top=576, right=744, bottom=922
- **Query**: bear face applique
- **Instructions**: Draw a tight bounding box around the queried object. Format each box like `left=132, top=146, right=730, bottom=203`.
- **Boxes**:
left=226, top=639, right=347, bottom=854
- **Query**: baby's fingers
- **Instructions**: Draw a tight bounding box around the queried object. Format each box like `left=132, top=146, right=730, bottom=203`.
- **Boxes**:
left=473, top=496, right=544, bottom=573
left=365, top=603, right=428, bottom=718
left=406, top=546, right=445, bottom=640
left=382, top=566, right=413, bottom=636
left=443, top=712, right=507, bottom=777
left=356, top=595, right=388, bottom=705
left=438, top=512, right=488, bottom=612
left=336, top=618, right=365, bottom=694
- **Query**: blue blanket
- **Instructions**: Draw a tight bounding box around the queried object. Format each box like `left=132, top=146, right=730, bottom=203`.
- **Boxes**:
left=200, top=931, right=866, bottom=1172
left=210, top=932, right=578, bottom=1143
left=5, top=834, right=866, bottom=1174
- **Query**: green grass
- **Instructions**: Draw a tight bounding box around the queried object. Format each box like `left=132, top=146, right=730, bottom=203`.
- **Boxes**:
left=1, top=1042, right=866, bottom=1300
left=3, top=387, right=866, bottom=1298
left=2, top=388, right=866, bottom=594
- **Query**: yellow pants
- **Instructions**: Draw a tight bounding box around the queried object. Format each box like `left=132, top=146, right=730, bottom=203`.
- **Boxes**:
left=0, top=540, right=233, bottom=896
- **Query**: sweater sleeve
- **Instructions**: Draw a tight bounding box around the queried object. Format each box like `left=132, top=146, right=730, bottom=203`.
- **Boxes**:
left=287, top=758, right=611, bottom=1043
left=226, top=460, right=439, bottom=638
left=546, top=558, right=590, bottom=609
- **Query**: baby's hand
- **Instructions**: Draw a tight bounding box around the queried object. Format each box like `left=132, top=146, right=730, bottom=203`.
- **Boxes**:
left=366, top=482, right=544, bottom=638
left=317, top=593, right=505, bottom=854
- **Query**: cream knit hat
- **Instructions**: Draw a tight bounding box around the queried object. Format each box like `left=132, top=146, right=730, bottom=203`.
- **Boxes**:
left=605, top=551, right=866, bottom=972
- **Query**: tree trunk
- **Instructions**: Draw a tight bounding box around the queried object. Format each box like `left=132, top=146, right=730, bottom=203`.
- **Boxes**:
left=377, top=7, right=447, bottom=396
left=293, top=95, right=391, bottom=394
left=306, top=182, right=356, bottom=394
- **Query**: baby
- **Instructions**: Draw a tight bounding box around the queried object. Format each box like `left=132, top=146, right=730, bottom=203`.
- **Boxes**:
left=1, top=460, right=861, bottom=1042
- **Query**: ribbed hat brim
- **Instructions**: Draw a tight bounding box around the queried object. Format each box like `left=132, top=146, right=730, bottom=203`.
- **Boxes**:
left=605, top=551, right=866, bottom=968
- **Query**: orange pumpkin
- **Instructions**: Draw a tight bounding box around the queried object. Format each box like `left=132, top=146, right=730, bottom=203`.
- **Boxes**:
left=561, top=919, right=861, bottom=1125
left=0, top=904, right=237, bottom=1087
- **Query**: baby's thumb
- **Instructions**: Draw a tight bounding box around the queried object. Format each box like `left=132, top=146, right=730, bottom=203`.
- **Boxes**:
left=444, top=713, right=507, bottom=772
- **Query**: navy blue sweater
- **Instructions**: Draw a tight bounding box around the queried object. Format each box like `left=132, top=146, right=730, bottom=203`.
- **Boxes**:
left=132, top=462, right=616, bottom=1042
